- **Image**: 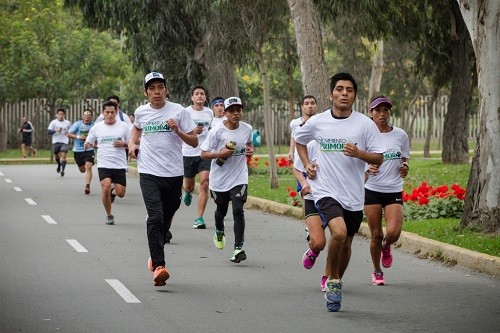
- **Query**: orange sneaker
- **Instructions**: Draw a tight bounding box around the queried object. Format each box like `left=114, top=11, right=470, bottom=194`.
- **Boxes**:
left=153, top=266, right=169, bottom=286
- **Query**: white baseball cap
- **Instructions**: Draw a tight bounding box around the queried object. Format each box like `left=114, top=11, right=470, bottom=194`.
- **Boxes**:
left=224, top=97, right=243, bottom=111
left=144, top=72, right=166, bottom=88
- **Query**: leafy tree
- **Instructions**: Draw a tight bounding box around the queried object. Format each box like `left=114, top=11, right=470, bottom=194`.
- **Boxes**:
left=0, top=0, right=131, bottom=150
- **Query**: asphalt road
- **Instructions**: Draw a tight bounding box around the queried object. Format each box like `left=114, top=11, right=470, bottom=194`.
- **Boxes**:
left=0, top=164, right=498, bottom=333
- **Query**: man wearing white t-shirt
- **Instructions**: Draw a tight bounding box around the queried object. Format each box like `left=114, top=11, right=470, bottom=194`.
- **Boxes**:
left=47, top=108, right=71, bottom=177
left=200, top=97, right=254, bottom=264
left=287, top=95, right=318, bottom=163
left=294, top=72, right=386, bottom=312
left=128, top=72, right=198, bottom=287
left=182, top=85, right=214, bottom=229
left=210, top=96, right=226, bottom=129
left=85, top=100, right=130, bottom=226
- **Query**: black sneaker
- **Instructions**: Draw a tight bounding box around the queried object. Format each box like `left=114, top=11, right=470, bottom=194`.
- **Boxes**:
left=230, top=248, right=246, bottom=263
left=106, top=215, right=115, bottom=225
left=60, top=170, right=65, bottom=177
left=56, top=165, right=61, bottom=173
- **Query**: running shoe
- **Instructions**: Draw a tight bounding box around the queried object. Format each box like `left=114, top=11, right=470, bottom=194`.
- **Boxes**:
left=372, top=271, right=385, bottom=286
left=105, top=215, right=114, bottom=225
left=60, top=170, right=65, bottom=177
left=302, top=248, right=319, bottom=269
left=325, top=279, right=342, bottom=312
left=193, top=216, right=206, bottom=229
left=84, top=186, right=90, bottom=195
left=381, top=244, right=393, bottom=268
left=305, top=227, right=310, bottom=242
left=153, top=266, right=169, bottom=286
left=183, top=192, right=192, bottom=206
left=22, top=156, right=26, bottom=159
left=230, top=248, right=246, bottom=263
left=32, top=149, right=37, bottom=157
left=321, top=275, right=328, bottom=292
left=56, top=165, right=61, bottom=173
left=213, top=230, right=226, bottom=249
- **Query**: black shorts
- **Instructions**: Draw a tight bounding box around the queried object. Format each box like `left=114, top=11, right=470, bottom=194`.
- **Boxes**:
left=210, top=184, right=248, bottom=205
left=21, top=137, right=32, bottom=146
left=183, top=156, right=211, bottom=178
left=98, top=168, right=127, bottom=186
left=315, top=197, right=363, bottom=236
left=53, top=143, right=69, bottom=154
left=364, top=188, right=403, bottom=207
left=304, top=199, right=320, bottom=219
left=74, top=150, right=95, bottom=167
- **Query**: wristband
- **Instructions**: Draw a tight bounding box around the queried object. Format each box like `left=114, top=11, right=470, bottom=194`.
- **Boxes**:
left=77, top=135, right=80, bottom=140
left=402, top=162, right=409, bottom=170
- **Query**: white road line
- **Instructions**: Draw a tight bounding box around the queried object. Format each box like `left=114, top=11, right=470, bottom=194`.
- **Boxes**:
left=5, top=179, right=12, bottom=183
left=66, top=239, right=88, bottom=253
left=105, top=279, right=141, bottom=303
left=42, top=215, right=57, bottom=225
left=0, top=171, right=4, bottom=176
left=14, top=187, right=22, bottom=191
left=25, top=198, right=37, bottom=205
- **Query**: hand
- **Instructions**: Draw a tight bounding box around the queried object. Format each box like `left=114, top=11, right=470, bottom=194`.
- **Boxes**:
left=245, top=147, right=254, bottom=157
left=305, top=162, right=318, bottom=180
left=287, top=151, right=294, bottom=163
left=166, top=118, right=179, bottom=133
left=128, top=143, right=138, bottom=159
left=194, top=124, right=204, bottom=135
left=300, top=183, right=312, bottom=196
left=343, top=142, right=359, bottom=158
left=400, top=163, right=409, bottom=178
left=367, top=164, right=379, bottom=175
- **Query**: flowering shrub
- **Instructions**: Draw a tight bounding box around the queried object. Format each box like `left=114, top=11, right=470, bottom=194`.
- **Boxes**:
left=403, top=182, right=466, bottom=220
left=286, top=186, right=300, bottom=206
left=247, top=156, right=293, bottom=175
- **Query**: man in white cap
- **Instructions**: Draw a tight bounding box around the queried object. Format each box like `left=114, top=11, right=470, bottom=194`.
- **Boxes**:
left=200, top=97, right=254, bottom=264
left=128, top=72, right=198, bottom=287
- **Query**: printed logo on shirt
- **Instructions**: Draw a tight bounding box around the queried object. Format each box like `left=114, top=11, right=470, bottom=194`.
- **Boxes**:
left=317, top=138, right=348, bottom=152
left=194, top=119, right=210, bottom=127
left=383, top=149, right=401, bottom=161
left=142, top=121, right=171, bottom=133
left=100, top=136, right=123, bottom=144
left=233, top=146, right=246, bottom=156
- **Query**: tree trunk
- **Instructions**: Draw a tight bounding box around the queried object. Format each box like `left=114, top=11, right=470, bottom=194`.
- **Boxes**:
left=256, top=46, right=279, bottom=189
left=458, top=0, right=500, bottom=233
left=368, top=40, right=384, bottom=102
left=194, top=32, right=239, bottom=99
left=287, top=0, right=330, bottom=112
left=442, top=2, right=472, bottom=164
left=424, top=87, right=439, bottom=157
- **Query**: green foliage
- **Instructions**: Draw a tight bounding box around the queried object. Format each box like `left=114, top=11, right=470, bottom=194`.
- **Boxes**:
left=0, top=0, right=136, bottom=107
left=404, top=197, right=465, bottom=220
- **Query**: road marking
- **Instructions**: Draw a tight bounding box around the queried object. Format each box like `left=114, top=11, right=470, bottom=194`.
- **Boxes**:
left=25, top=198, right=36, bottom=205
left=14, top=187, right=22, bottom=191
left=42, top=215, right=57, bottom=225
left=0, top=171, right=4, bottom=176
left=5, top=178, right=12, bottom=183
left=66, top=239, right=88, bottom=253
left=105, top=279, right=141, bottom=303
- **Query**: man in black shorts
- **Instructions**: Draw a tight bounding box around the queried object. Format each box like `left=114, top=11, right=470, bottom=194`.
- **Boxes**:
left=68, top=109, right=95, bottom=194
left=19, top=116, right=37, bottom=159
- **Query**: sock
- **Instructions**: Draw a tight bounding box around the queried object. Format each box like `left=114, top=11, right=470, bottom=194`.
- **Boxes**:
left=61, top=160, right=67, bottom=171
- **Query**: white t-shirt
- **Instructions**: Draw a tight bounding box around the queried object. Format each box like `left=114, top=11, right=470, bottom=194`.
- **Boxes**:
left=293, top=140, right=319, bottom=201
left=134, top=101, right=197, bottom=177
left=181, top=106, right=214, bottom=157
left=47, top=119, right=71, bottom=144
left=365, top=127, right=410, bottom=193
left=200, top=121, right=253, bottom=192
left=294, top=109, right=386, bottom=211
left=211, top=116, right=226, bottom=129
left=85, top=120, right=130, bottom=169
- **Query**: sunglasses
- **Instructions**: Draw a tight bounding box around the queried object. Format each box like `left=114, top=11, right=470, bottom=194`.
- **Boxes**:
left=83, top=112, right=92, bottom=116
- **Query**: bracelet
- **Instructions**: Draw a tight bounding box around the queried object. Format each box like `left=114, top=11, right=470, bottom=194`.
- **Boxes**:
left=402, top=162, right=409, bottom=170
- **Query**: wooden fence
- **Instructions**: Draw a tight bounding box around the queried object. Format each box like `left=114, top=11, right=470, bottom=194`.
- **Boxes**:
left=1, top=95, right=479, bottom=149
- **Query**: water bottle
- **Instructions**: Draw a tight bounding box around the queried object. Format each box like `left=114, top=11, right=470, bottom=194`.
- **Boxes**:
left=215, top=141, right=237, bottom=166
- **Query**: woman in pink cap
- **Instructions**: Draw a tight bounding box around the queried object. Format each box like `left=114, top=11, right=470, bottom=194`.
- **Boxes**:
left=364, top=95, right=410, bottom=286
